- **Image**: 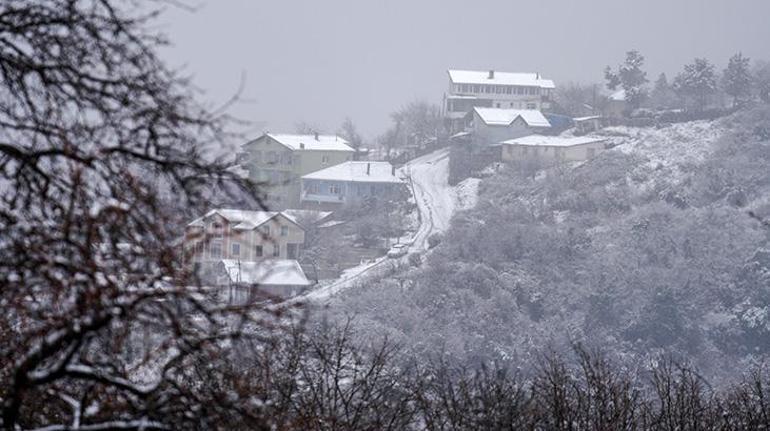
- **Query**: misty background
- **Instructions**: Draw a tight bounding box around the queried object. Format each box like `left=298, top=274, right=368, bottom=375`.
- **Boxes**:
left=161, top=0, right=770, bottom=138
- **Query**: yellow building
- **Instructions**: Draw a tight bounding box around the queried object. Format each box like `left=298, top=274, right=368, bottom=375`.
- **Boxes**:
left=239, top=133, right=355, bottom=208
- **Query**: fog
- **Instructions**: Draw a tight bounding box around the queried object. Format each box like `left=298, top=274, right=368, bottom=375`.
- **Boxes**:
left=5, top=1, right=770, bottom=428
left=162, top=0, right=770, bottom=137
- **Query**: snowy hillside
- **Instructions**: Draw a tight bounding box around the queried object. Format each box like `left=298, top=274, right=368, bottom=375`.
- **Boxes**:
left=322, top=107, right=770, bottom=382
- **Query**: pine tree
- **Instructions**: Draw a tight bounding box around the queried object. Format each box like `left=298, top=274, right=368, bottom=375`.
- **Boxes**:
left=722, top=53, right=752, bottom=108
left=753, top=60, right=770, bottom=104
left=604, top=50, right=649, bottom=110
left=673, top=58, right=718, bottom=110
left=650, top=73, right=676, bottom=109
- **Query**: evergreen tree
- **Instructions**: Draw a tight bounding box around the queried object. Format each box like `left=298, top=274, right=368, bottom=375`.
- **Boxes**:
left=673, top=58, right=719, bottom=110
left=753, top=60, right=770, bottom=104
left=604, top=50, right=649, bottom=110
left=722, top=53, right=753, bottom=107
left=650, top=73, right=677, bottom=109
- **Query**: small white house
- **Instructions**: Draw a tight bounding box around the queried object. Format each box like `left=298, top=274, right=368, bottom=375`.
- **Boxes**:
left=217, top=259, right=312, bottom=300
left=500, top=135, right=607, bottom=164
left=573, top=116, right=603, bottom=134
left=300, top=161, right=405, bottom=207
left=470, top=107, right=552, bottom=144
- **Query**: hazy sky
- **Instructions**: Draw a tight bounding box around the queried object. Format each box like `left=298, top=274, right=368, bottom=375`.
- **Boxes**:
left=161, top=0, right=770, bottom=140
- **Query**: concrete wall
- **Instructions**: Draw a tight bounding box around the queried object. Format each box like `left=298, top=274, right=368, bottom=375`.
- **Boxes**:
left=501, top=141, right=606, bottom=164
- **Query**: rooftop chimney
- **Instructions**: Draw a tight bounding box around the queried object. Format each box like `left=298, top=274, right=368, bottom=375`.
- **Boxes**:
left=488, top=70, right=495, bottom=79
left=299, top=142, right=305, bottom=149
left=314, top=132, right=319, bottom=141
left=366, top=163, right=371, bottom=175
left=391, top=164, right=396, bottom=176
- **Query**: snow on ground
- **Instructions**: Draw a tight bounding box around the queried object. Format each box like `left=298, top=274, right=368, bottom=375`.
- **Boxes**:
left=598, top=121, right=724, bottom=185
left=455, top=177, right=481, bottom=212
left=299, top=147, right=481, bottom=302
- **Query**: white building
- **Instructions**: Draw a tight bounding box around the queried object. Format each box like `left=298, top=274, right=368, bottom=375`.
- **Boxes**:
left=444, top=69, right=555, bottom=132
left=217, top=259, right=312, bottom=299
left=300, top=161, right=405, bottom=208
left=471, top=107, right=552, bottom=144
left=500, top=135, right=607, bottom=164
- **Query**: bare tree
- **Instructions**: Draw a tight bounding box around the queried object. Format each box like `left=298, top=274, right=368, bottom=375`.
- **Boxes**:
left=0, top=1, right=282, bottom=429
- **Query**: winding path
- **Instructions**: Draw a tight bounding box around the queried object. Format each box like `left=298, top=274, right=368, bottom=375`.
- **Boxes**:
left=298, top=147, right=454, bottom=302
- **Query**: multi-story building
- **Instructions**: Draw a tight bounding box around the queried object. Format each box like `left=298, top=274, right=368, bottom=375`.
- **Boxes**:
left=239, top=133, right=355, bottom=208
left=185, top=208, right=306, bottom=262
left=444, top=69, right=555, bottom=132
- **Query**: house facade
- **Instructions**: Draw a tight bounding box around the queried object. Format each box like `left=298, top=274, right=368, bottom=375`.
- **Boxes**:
left=300, top=161, right=405, bottom=208
left=500, top=135, right=607, bottom=164
left=444, top=69, right=555, bottom=133
left=185, top=209, right=306, bottom=263
left=239, top=133, right=355, bottom=208
left=471, top=107, right=552, bottom=145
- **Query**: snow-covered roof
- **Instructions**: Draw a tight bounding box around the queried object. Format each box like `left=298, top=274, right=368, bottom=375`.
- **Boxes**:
left=301, top=161, right=404, bottom=184
left=259, top=133, right=354, bottom=152
left=221, top=259, right=311, bottom=286
left=282, top=209, right=333, bottom=225
left=448, top=69, right=555, bottom=89
left=573, top=115, right=602, bottom=122
left=473, top=108, right=552, bottom=128
left=609, top=89, right=626, bottom=101
left=500, top=135, right=607, bottom=148
left=187, top=209, right=299, bottom=230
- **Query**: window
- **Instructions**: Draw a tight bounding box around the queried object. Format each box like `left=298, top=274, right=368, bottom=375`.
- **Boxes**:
left=255, top=245, right=263, bottom=257
left=210, top=241, right=222, bottom=259
left=496, top=102, right=501, bottom=108
left=322, top=155, right=330, bottom=164
left=281, top=226, right=289, bottom=237
left=505, top=86, right=512, bottom=94
left=527, top=103, right=537, bottom=110
left=212, top=222, right=224, bottom=239
left=273, top=244, right=280, bottom=257
left=522, top=147, right=529, bottom=155
left=254, top=151, right=262, bottom=163
left=231, top=242, right=240, bottom=256
left=262, top=225, right=270, bottom=236
left=329, top=184, right=341, bottom=194
left=267, top=151, right=277, bottom=163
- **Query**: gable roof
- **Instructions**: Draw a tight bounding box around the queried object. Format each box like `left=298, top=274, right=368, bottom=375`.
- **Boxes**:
left=301, top=161, right=404, bottom=184
left=501, top=135, right=607, bottom=148
left=609, top=89, right=626, bottom=101
left=221, top=259, right=311, bottom=286
left=188, top=209, right=300, bottom=231
left=247, top=133, right=354, bottom=152
left=473, top=108, right=551, bottom=128
left=448, top=69, right=555, bottom=89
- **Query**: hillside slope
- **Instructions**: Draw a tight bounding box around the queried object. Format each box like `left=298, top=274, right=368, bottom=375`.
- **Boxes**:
left=325, top=107, right=770, bottom=381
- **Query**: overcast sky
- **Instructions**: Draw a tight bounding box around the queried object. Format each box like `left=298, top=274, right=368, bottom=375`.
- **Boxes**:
left=161, top=0, right=770, bottom=140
